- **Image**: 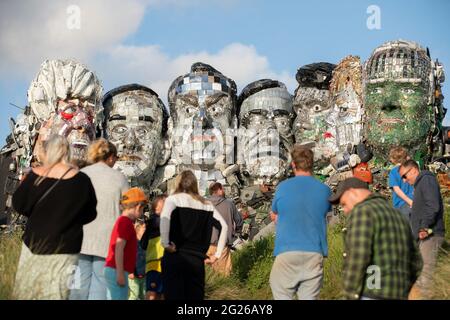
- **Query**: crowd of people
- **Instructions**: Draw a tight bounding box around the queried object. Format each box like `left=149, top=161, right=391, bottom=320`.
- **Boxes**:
left=10, top=135, right=446, bottom=300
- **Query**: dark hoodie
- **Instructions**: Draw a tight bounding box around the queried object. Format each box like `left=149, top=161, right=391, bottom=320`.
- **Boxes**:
left=208, top=195, right=243, bottom=245
left=411, top=170, right=445, bottom=239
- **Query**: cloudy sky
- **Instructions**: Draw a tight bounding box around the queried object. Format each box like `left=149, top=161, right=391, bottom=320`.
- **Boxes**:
left=1, top=0, right=449, bottom=144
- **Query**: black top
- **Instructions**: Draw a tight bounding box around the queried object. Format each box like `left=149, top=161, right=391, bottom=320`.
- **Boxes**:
left=411, top=170, right=445, bottom=238
left=12, top=171, right=97, bottom=254
left=140, top=214, right=160, bottom=250
left=169, top=207, right=221, bottom=258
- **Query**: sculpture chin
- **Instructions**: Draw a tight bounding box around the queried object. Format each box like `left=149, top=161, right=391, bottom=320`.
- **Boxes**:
left=378, top=118, right=404, bottom=125
left=69, top=139, right=89, bottom=161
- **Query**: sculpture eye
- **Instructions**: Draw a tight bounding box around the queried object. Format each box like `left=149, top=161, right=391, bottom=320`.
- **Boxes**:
left=64, top=106, right=77, bottom=114
left=313, top=105, right=322, bottom=112
left=135, top=127, right=148, bottom=138
left=401, top=88, right=415, bottom=95
left=185, top=107, right=195, bottom=114
left=371, top=87, right=383, bottom=95
left=112, top=125, right=128, bottom=138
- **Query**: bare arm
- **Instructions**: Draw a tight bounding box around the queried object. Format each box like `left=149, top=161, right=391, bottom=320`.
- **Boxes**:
left=115, top=238, right=127, bottom=286
left=392, top=186, right=413, bottom=207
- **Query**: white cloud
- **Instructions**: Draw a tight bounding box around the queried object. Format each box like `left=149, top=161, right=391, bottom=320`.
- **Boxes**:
left=0, top=0, right=147, bottom=78
left=0, top=0, right=295, bottom=100
left=95, top=43, right=296, bottom=101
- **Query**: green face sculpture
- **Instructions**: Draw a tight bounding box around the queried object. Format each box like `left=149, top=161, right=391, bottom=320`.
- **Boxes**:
left=365, top=81, right=431, bottom=157
left=363, top=40, right=437, bottom=160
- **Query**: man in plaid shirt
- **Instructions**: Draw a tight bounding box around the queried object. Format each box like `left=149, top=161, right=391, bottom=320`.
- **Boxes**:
left=329, top=178, right=423, bottom=300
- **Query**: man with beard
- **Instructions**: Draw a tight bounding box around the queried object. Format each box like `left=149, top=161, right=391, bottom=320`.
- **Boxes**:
left=236, top=79, right=294, bottom=240
left=102, top=84, right=170, bottom=192
left=165, top=62, right=238, bottom=196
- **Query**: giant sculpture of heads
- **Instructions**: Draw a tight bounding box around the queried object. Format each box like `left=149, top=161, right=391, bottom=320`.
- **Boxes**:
left=167, top=62, right=237, bottom=172
left=27, top=59, right=103, bottom=166
left=102, top=84, right=169, bottom=188
left=328, top=55, right=364, bottom=155
left=237, top=79, right=294, bottom=186
left=364, top=40, right=445, bottom=160
left=293, top=62, right=336, bottom=167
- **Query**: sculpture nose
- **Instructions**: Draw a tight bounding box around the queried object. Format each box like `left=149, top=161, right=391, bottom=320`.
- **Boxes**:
left=195, top=107, right=212, bottom=129
left=124, top=129, right=138, bottom=149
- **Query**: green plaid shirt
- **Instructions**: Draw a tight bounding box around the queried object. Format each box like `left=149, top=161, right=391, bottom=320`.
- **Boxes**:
left=342, top=194, right=423, bottom=300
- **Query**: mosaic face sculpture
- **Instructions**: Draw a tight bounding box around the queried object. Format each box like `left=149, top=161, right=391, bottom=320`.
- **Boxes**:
left=293, top=62, right=336, bottom=167
left=364, top=40, right=443, bottom=159
left=237, top=79, right=294, bottom=186
left=103, top=84, right=169, bottom=189
left=328, top=55, right=364, bottom=155
left=27, top=59, right=103, bottom=165
left=167, top=62, right=237, bottom=193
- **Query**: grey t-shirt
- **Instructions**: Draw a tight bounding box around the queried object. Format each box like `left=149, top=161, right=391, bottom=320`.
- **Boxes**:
left=80, top=162, right=129, bottom=258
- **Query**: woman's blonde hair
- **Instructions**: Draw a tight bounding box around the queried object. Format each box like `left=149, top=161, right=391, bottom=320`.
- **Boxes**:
left=87, top=138, right=117, bottom=164
left=174, top=170, right=207, bottom=204
left=43, top=135, right=71, bottom=167
left=34, top=135, right=72, bottom=185
left=389, top=146, right=409, bottom=164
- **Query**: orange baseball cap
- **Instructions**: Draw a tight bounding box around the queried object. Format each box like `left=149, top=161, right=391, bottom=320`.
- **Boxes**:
left=121, top=187, right=148, bottom=204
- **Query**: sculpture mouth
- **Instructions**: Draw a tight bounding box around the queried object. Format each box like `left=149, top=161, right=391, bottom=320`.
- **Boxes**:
left=118, top=154, right=142, bottom=161
left=379, top=118, right=404, bottom=124
left=71, top=140, right=89, bottom=148
left=191, top=134, right=217, bottom=142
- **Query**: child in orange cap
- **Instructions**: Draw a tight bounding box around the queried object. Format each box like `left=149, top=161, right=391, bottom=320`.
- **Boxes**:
left=104, top=187, right=148, bottom=300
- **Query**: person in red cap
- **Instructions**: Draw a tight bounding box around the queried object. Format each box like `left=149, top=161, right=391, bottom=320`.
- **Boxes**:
left=104, top=187, right=148, bottom=300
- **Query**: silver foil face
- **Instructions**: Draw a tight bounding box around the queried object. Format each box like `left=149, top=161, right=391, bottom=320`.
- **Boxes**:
left=104, top=86, right=167, bottom=187
left=168, top=63, right=237, bottom=171
left=293, top=86, right=332, bottom=145
left=238, top=85, right=294, bottom=186
left=292, top=63, right=336, bottom=168
left=27, top=59, right=103, bottom=164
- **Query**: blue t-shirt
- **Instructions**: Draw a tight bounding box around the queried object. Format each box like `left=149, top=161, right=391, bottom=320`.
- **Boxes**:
left=271, top=175, right=331, bottom=257
left=388, top=166, right=414, bottom=208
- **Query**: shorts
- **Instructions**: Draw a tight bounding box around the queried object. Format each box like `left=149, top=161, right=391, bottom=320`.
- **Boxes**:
left=146, top=270, right=163, bottom=293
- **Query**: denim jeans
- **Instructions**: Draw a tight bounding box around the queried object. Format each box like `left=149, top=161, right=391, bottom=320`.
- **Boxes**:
left=104, top=267, right=129, bottom=300
left=69, top=254, right=108, bottom=300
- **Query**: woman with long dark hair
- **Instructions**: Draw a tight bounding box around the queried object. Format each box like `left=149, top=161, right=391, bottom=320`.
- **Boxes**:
left=160, top=170, right=228, bottom=300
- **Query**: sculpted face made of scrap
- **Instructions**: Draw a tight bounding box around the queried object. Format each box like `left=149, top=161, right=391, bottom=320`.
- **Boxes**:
left=168, top=62, right=237, bottom=171
left=364, top=40, right=437, bottom=159
left=103, top=84, right=169, bottom=188
left=237, top=79, right=294, bottom=186
left=328, top=55, right=364, bottom=155
left=293, top=63, right=336, bottom=167
left=27, top=59, right=103, bottom=166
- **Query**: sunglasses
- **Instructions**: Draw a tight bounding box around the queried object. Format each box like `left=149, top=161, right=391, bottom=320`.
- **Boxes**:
left=401, top=168, right=412, bottom=180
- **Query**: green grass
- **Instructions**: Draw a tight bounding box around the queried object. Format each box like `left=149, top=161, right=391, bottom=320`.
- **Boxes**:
left=0, top=232, right=22, bottom=300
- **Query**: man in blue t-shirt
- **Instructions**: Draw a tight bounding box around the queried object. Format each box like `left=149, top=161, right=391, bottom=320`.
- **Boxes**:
left=388, top=147, right=414, bottom=219
left=269, top=145, right=331, bottom=300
